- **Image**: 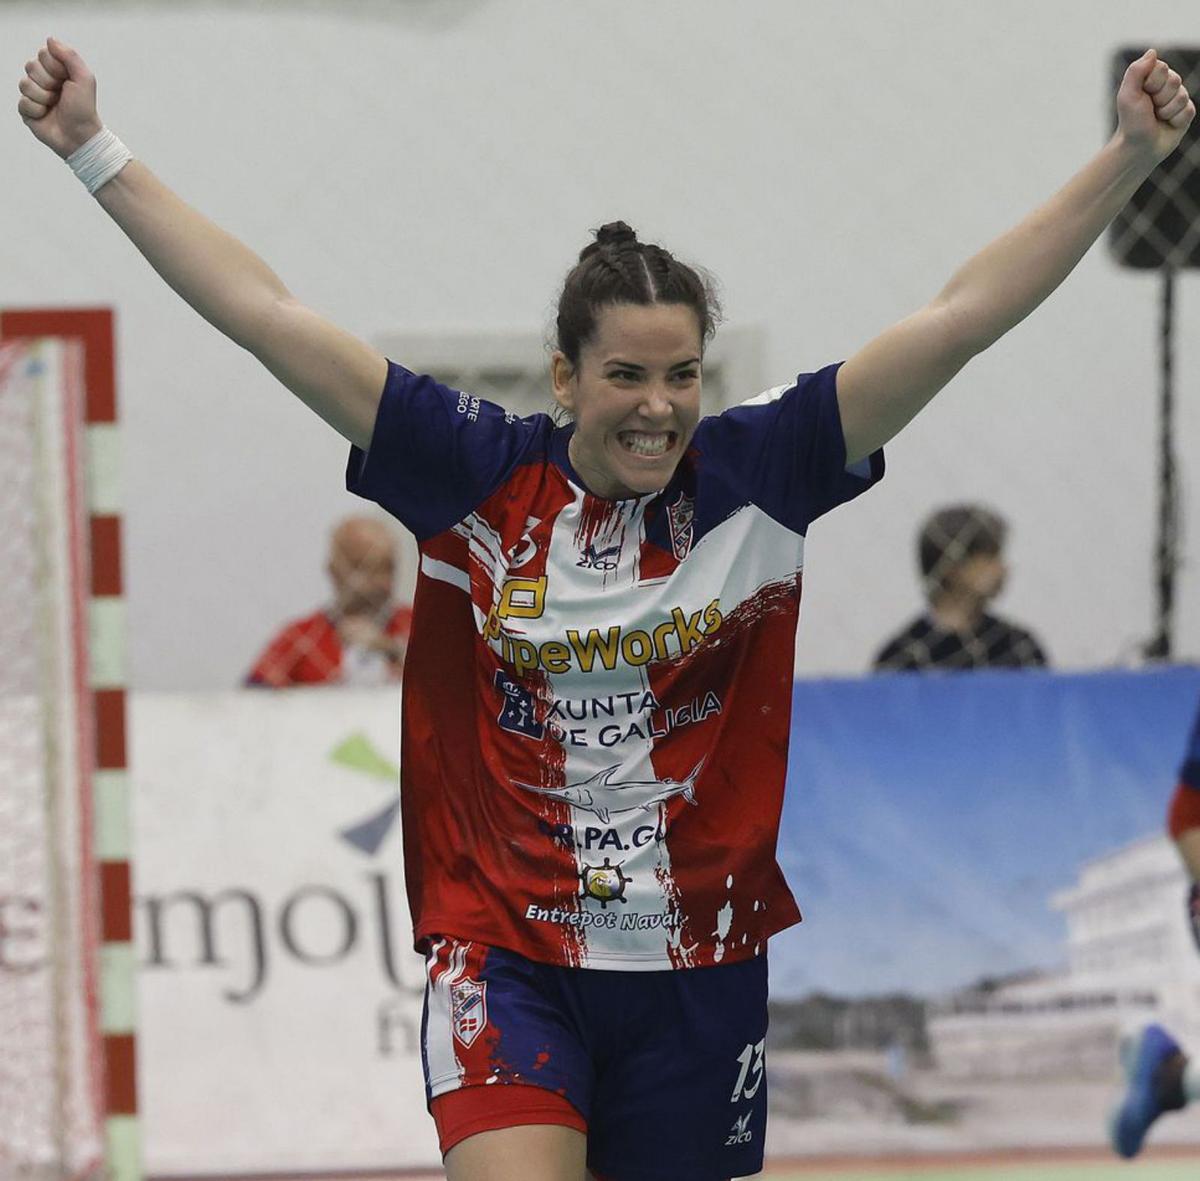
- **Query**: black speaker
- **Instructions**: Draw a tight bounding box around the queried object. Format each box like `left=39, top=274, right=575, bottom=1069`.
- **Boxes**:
left=1109, top=46, right=1200, bottom=270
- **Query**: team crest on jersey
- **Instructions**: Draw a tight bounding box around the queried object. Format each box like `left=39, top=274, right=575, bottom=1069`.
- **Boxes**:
left=450, top=977, right=488, bottom=1048
left=667, top=493, right=695, bottom=560
left=494, top=670, right=544, bottom=740
left=579, top=857, right=632, bottom=907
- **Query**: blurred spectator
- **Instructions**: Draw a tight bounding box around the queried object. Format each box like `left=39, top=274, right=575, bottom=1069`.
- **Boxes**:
left=246, top=516, right=411, bottom=687
left=873, top=504, right=1047, bottom=671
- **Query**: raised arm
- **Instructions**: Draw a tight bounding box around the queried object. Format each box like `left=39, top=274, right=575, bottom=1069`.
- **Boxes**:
left=837, top=50, right=1195, bottom=465
left=17, top=38, right=387, bottom=449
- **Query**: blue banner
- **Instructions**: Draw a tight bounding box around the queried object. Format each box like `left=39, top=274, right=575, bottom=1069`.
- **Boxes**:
left=772, top=666, right=1200, bottom=998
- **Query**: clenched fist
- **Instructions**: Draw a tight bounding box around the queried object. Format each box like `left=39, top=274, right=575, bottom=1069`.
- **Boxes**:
left=1117, top=49, right=1196, bottom=165
left=18, top=37, right=102, bottom=159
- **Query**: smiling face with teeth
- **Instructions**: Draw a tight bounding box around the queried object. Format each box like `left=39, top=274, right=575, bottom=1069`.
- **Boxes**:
left=551, top=302, right=703, bottom=500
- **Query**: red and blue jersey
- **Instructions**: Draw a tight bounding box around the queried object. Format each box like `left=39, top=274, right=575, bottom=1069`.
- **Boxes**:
left=1165, top=698, right=1200, bottom=839
left=1183, top=700, right=1200, bottom=792
left=348, top=360, right=883, bottom=970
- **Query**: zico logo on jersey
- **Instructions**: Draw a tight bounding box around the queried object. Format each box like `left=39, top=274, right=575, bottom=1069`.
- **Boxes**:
left=577, top=542, right=620, bottom=571
left=483, top=587, right=724, bottom=677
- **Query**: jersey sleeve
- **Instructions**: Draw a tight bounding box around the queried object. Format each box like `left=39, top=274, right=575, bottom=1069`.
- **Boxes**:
left=1166, top=698, right=1200, bottom=839
left=1183, top=698, right=1200, bottom=791
left=693, top=361, right=884, bottom=536
left=346, top=361, right=551, bottom=539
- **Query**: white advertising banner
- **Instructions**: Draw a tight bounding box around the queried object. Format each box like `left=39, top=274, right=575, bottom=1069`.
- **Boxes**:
left=132, top=688, right=440, bottom=1175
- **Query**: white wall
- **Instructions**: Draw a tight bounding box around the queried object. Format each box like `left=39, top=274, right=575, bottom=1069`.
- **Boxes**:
left=3, top=0, right=1198, bottom=687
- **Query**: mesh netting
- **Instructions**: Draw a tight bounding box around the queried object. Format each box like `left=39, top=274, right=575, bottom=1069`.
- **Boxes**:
left=1110, top=47, right=1200, bottom=270
left=244, top=514, right=411, bottom=688
left=0, top=341, right=103, bottom=1180
left=872, top=503, right=1049, bottom=671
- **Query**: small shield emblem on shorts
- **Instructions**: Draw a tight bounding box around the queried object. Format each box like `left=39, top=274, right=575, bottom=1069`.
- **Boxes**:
left=450, top=977, right=488, bottom=1048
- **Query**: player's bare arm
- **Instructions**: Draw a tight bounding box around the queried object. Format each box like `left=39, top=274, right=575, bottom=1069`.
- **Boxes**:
left=837, top=49, right=1195, bottom=466
left=17, top=38, right=387, bottom=449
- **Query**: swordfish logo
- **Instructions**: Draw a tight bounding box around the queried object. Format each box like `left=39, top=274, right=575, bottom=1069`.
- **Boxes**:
left=513, top=760, right=704, bottom=824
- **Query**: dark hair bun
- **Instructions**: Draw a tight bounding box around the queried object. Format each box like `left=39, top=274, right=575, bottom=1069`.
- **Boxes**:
left=556, top=221, right=720, bottom=368
left=579, top=220, right=639, bottom=261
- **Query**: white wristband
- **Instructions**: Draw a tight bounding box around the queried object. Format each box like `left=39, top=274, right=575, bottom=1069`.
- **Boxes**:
left=66, top=127, right=132, bottom=195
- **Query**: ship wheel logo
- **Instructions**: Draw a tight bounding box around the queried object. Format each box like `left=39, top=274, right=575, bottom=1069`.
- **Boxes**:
left=579, top=858, right=632, bottom=907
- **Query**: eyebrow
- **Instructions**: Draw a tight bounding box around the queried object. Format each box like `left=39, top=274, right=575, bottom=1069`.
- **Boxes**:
left=603, top=357, right=702, bottom=370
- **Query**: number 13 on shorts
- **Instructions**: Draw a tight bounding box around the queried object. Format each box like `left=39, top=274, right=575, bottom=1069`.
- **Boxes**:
left=731, top=1038, right=765, bottom=1102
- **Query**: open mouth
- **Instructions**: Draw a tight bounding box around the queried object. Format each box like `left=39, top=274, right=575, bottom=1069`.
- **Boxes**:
left=617, top=430, right=676, bottom=458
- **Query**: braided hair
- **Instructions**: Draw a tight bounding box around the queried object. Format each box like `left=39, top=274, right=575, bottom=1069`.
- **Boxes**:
left=555, top=221, right=721, bottom=367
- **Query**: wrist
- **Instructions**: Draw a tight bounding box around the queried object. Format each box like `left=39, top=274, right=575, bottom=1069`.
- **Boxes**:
left=63, top=117, right=103, bottom=158
left=66, top=126, right=132, bottom=194
left=1108, top=127, right=1162, bottom=176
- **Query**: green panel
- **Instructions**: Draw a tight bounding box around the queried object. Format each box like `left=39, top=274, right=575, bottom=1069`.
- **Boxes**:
left=95, top=770, right=132, bottom=859
left=89, top=596, right=125, bottom=689
left=330, top=731, right=399, bottom=780
left=86, top=423, right=121, bottom=515
left=100, top=942, right=137, bottom=1034
left=104, top=1115, right=141, bottom=1181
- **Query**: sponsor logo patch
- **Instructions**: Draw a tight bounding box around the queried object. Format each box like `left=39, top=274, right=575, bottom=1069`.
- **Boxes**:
left=578, top=857, right=632, bottom=907
left=508, top=516, right=542, bottom=568
left=494, top=671, right=544, bottom=740
left=577, top=541, right=621, bottom=571
left=514, top=760, right=703, bottom=824
left=726, top=1110, right=753, bottom=1146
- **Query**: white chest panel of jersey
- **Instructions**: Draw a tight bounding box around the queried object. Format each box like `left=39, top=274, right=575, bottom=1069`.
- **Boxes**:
left=473, top=483, right=805, bottom=964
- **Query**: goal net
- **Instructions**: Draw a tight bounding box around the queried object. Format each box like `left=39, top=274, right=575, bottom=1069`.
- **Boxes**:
left=0, top=338, right=104, bottom=1180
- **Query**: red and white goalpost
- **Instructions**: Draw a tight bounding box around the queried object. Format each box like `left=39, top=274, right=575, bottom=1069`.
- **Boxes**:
left=0, top=310, right=138, bottom=1181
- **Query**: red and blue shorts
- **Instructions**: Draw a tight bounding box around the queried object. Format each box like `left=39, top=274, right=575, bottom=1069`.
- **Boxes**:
left=421, top=938, right=769, bottom=1181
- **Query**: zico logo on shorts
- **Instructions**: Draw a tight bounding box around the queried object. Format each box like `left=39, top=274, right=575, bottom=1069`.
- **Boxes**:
left=484, top=584, right=723, bottom=677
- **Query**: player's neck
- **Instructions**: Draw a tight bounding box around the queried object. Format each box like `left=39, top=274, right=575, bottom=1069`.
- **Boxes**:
left=928, top=591, right=986, bottom=635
